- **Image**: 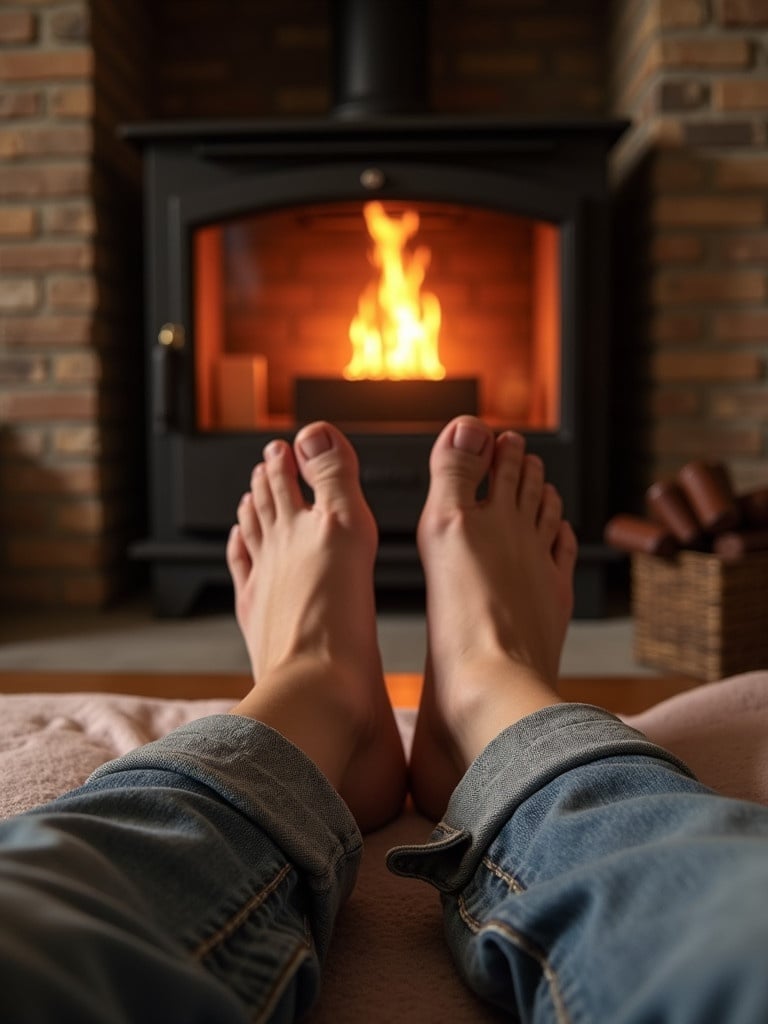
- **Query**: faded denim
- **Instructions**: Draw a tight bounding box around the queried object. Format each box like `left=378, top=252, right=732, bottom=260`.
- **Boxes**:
left=388, top=704, right=768, bottom=1023
left=2, top=705, right=768, bottom=1022
left=0, top=715, right=361, bottom=1023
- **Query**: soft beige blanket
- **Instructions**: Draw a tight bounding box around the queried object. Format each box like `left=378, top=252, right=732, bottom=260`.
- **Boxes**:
left=1, top=671, right=767, bottom=1022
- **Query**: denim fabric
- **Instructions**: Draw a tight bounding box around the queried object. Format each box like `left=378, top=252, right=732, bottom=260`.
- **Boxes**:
left=388, top=703, right=768, bottom=1023
left=0, top=715, right=361, bottom=1024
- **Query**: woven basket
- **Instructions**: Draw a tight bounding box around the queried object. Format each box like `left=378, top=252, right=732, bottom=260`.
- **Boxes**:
left=632, top=550, right=768, bottom=681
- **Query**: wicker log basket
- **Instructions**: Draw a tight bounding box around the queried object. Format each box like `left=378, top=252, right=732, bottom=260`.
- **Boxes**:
left=606, top=462, right=768, bottom=682
left=632, top=550, right=768, bottom=681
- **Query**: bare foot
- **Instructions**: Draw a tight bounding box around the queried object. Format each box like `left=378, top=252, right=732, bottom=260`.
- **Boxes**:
left=226, top=421, right=407, bottom=833
left=409, top=415, right=578, bottom=821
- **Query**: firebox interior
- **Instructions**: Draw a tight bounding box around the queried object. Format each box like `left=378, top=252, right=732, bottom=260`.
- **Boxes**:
left=193, top=200, right=560, bottom=432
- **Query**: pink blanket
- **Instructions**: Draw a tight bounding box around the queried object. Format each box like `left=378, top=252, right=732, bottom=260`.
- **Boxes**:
left=1, top=671, right=767, bottom=1022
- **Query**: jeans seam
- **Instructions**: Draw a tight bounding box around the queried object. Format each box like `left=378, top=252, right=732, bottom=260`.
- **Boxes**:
left=193, top=862, right=293, bottom=961
left=481, top=854, right=525, bottom=895
left=458, top=895, right=571, bottom=1024
left=252, top=935, right=312, bottom=1024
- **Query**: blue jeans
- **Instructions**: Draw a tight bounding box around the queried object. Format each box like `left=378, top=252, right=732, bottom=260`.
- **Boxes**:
left=1, top=705, right=768, bottom=1022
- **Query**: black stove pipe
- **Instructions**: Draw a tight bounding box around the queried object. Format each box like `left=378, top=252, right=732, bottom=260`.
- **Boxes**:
left=330, top=0, right=429, bottom=118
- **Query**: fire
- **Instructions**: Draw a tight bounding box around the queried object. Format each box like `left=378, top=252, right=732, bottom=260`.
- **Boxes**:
left=344, top=201, right=446, bottom=381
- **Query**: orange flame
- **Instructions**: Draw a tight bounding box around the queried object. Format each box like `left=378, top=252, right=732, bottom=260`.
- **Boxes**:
left=344, top=201, right=445, bottom=381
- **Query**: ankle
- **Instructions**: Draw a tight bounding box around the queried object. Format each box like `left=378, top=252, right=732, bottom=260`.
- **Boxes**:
left=439, top=653, right=562, bottom=768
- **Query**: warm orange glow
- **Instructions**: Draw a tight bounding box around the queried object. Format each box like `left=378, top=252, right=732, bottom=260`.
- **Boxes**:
left=344, top=201, right=446, bottom=381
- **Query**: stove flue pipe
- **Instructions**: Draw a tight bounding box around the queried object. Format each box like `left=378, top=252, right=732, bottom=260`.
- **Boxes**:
left=330, top=0, right=429, bottom=118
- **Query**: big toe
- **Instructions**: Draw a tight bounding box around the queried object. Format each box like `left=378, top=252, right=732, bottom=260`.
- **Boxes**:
left=424, top=415, right=494, bottom=510
left=294, top=421, right=367, bottom=521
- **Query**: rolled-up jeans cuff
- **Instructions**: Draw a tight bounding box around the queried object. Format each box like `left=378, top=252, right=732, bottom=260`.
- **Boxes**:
left=387, top=703, right=695, bottom=892
left=89, top=715, right=362, bottom=904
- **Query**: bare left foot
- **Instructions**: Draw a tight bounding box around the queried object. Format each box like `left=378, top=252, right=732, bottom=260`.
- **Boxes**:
left=226, top=421, right=407, bottom=833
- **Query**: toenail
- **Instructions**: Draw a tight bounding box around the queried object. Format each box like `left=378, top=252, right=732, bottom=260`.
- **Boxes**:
left=453, top=422, right=488, bottom=455
left=264, top=440, right=283, bottom=461
left=298, top=427, right=332, bottom=459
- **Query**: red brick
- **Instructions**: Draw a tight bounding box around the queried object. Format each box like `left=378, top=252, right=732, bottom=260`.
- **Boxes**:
left=7, top=537, right=104, bottom=570
left=660, top=37, right=752, bottom=68
left=0, top=277, right=38, bottom=311
left=718, top=0, right=768, bottom=25
left=50, top=6, right=89, bottom=42
left=43, top=202, right=96, bottom=235
left=714, top=309, right=768, bottom=340
left=54, top=499, right=113, bottom=534
left=4, top=461, right=100, bottom=497
left=61, top=574, right=114, bottom=608
left=657, top=79, right=709, bottom=111
left=715, top=78, right=768, bottom=111
left=0, top=241, right=93, bottom=271
left=52, top=426, right=99, bottom=457
left=650, top=234, right=706, bottom=263
left=0, top=353, right=46, bottom=383
left=650, top=154, right=706, bottom=190
left=0, top=390, right=97, bottom=421
left=0, top=497, right=50, bottom=532
left=0, top=49, right=92, bottom=82
left=659, top=0, right=708, bottom=27
left=650, top=423, right=763, bottom=456
left=0, top=11, right=36, bottom=43
left=684, top=121, right=755, bottom=146
left=0, top=426, right=46, bottom=458
left=0, top=162, right=89, bottom=199
left=651, top=350, right=763, bottom=381
left=711, top=388, right=768, bottom=418
left=650, top=388, right=702, bottom=416
left=652, top=270, right=766, bottom=304
left=0, top=89, right=41, bottom=117
left=651, top=196, right=765, bottom=227
left=50, top=84, right=93, bottom=118
left=0, top=125, right=92, bottom=159
left=0, top=315, right=92, bottom=346
left=720, top=234, right=768, bottom=262
left=714, top=158, right=768, bottom=188
left=52, top=351, right=99, bottom=383
left=649, top=312, right=704, bottom=343
left=47, top=274, right=97, bottom=311
left=0, top=206, right=36, bottom=237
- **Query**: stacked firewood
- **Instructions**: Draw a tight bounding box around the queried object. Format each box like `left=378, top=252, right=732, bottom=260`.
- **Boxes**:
left=605, top=461, right=768, bottom=562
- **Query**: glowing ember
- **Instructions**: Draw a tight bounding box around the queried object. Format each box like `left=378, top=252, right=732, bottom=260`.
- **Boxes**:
left=344, top=201, right=446, bottom=381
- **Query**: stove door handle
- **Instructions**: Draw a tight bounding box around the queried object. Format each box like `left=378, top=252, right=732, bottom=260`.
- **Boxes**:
left=153, top=323, right=185, bottom=432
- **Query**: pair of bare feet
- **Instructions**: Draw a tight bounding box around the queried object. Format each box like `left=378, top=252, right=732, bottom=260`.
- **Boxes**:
left=226, top=416, right=577, bottom=833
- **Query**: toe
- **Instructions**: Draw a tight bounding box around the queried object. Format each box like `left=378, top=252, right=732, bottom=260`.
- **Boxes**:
left=553, top=520, right=579, bottom=577
left=426, top=415, right=494, bottom=509
left=236, top=491, right=261, bottom=556
left=489, top=431, right=525, bottom=505
left=251, top=462, right=276, bottom=527
left=538, top=482, right=563, bottom=549
left=226, top=522, right=251, bottom=593
left=518, top=453, right=545, bottom=518
left=264, top=439, right=305, bottom=517
left=294, top=421, right=365, bottom=521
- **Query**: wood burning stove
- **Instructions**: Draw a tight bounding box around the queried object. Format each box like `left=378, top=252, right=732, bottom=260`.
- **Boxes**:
left=126, top=115, right=626, bottom=615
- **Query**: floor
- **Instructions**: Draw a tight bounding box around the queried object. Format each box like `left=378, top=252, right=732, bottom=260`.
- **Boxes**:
left=0, top=594, right=656, bottom=678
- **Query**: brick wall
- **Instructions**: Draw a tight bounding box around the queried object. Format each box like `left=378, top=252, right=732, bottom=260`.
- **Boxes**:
left=0, top=0, right=151, bottom=606
left=610, top=0, right=768, bottom=509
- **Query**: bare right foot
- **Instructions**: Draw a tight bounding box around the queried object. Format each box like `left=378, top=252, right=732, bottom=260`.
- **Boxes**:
left=409, top=416, right=578, bottom=821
